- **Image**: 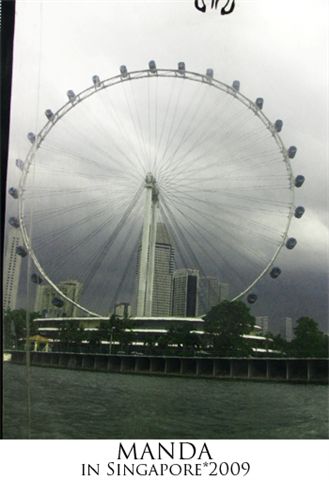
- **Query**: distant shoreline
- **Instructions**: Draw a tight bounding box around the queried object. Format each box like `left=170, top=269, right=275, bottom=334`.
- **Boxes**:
left=5, top=350, right=328, bottom=385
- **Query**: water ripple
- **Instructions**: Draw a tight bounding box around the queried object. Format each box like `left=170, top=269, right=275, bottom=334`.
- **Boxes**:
left=3, top=364, right=329, bottom=439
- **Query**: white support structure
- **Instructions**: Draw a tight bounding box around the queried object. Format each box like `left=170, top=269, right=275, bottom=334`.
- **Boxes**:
left=136, top=173, right=159, bottom=316
left=17, top=68, right=296, bottom=319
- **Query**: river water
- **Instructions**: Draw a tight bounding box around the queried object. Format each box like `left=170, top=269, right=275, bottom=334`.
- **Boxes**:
left=3, top=363, right=328, bottom=439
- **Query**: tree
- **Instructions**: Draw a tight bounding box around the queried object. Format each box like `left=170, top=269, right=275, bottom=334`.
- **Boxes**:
left=156, top=334, right=170, bottom=353
left=291, top=317, right=328, bottom=357
left=3, top=309, right=40, bottom=349
left=100, top=314, right=134, bottom=352
left=58, top=320, right=84, bottom=351
left=267, top=333, right=290, bottom=356
left=203, top=300, right=255, bottom=356
left=166, top=323, right=203, bottom=355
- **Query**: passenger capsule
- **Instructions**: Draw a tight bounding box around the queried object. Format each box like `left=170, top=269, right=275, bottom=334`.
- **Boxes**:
left=288, top=146, right=297, bottom=158
left=149, top=60, right=157, bottom=73
left=67, top=90, right=76, bottom=102
left=16, top=159, right=25, bottom=171
left=9, top=217, right=19, bottom=228
left=92, top=75, right=101, bottom=87
left=8, top=187, right=19, bottom=199
left=294, top=206, right=305, bottom=219
left=16, top=246, right=27, bottom=257
left=232, top=80, right=240, bottom=91
left=274, top=119, right=283, bottom=132
left=52, top=297, right=64, bottom=308
left=286, top=237, right=297, bottom=250
left=270, top=267, right=281, bottom=279
left=27, top=132, right=36, bottom=144
left=206, top=68, right=214, bottom=80
left=294, top=175, right=305, bottom=188
left=45, top=109, right=55, bottom=121
left=247, top=293, right=257, bottom=304
left=255, top=97, right=264, bottom=109
left=31, top=273, right=42, bottom=284
left=120, top=65, right=128, bottom=77
left=178, top=62, right=185, bottom=74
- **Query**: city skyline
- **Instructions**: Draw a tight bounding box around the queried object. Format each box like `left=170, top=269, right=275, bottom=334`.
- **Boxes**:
left=132, top=214, right=231, bottom=318
left=3, top=216, right=233, bottom=321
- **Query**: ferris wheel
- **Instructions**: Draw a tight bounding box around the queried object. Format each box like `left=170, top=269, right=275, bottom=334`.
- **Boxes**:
left=9, top=61, right=305, bottom=317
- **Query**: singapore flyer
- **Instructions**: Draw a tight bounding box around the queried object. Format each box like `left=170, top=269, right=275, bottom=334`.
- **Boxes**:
left=3, top=0, right=329, bottom=466
left=10, top=62, right=304, bottom=317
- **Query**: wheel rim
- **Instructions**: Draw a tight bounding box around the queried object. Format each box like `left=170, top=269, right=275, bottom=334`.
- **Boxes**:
left=18, top=68, right=295, bottom=317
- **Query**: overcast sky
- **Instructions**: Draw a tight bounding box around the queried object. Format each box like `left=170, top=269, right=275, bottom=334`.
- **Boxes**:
left=5, top=0, right=329, bottom=332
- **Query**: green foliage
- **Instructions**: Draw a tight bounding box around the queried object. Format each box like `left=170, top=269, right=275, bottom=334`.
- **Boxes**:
left=157, top=335, right=169, bottom=351
left=100, top=314, right=134, bottom=350
left=166, top=323, right=203, bottom=355
left=3, top=309, right=39, bottom=348
left=291, top=317, right=328, bottom=357
left=58, top=320, right=85, bottom=348
left=203, top=300, right=255, bottom=356
left=269, top=333, right=290, bottom=356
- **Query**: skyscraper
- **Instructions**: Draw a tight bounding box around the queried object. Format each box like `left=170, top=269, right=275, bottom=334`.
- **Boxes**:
left=172, top=268, right=199, bottom=317
left=256, top=315, right=269, bottom=335
left=285, top=317, right=294, bottom=342
left=34, top=279, right=83, bottom=317
left=198, top=276, right=220, bottom=315
left=219, top=282, right=230, bottom=302
left=3, top=229, right=23, bottom=310
left=135, top=173, right=159, bottom=316
left=151, top=223, right=175, bottom=316
left=114, top=302, right=131, bottom=319
left=135, top=222, right=175, bottom=316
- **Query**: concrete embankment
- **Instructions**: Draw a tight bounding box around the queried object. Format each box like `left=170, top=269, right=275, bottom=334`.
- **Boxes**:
left=6, top=351, right=328, bottom=384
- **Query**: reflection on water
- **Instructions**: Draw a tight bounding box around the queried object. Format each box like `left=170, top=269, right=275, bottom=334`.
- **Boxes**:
left=3, top=364, right=329, bottom=439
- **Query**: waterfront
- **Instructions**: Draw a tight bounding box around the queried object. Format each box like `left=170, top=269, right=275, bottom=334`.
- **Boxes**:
left=3, top=364, right=328, bottom=439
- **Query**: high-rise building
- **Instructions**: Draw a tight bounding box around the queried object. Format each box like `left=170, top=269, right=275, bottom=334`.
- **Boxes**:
left=135, top=222, right=175, bottom=316
left=285, top=317, right=294, bottom=342
left=34, top=279, right=83, bottom=317
left=198, top=276, right=220, bottom=315
left=151, top=223, right=175, bottom=316
left=114, top=302, right=131, bottom=319
left=135, top=173, right=159, bottom=316
left=256, top=316, right=269, bottom=335
left=219, top=282, right=230, bottom=302
left=3, top=229, right=23, bottom=311
left=172, top=268, right=199, bottom=317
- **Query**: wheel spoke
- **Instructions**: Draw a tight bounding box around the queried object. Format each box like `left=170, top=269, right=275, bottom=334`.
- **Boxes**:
left=17, top=68, right=295, bottom=316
